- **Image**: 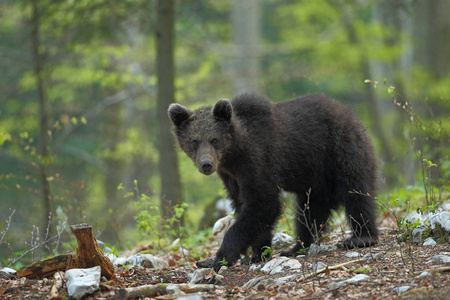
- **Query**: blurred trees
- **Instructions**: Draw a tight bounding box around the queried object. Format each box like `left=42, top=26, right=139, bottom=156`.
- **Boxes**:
left=156, top=0, right=183, bottom=221
left=0, top=0, right=448, bottom=263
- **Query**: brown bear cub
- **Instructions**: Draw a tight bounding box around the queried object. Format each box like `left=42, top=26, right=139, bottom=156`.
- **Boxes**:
left=168, top=93, right=378, bottom=271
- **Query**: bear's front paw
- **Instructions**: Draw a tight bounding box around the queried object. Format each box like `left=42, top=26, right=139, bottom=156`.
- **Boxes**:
left=213, top=250, right=240, bottom=272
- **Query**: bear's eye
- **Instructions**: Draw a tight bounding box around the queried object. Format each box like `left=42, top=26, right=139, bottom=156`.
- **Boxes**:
left=192, top=140, right=199, bottom=149
left=211, top=138, right=219, bottom=146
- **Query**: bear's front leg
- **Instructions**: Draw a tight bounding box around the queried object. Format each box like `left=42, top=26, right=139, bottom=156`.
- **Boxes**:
left=212, top=223, right=248, bottom=271
left=212, top=193, right=281, bottom=271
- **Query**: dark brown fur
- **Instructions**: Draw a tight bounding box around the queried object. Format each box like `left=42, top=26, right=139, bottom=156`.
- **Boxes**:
left=168, top=93, right=378, bottom=271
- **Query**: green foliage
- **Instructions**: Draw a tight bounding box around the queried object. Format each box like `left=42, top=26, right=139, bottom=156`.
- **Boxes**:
left=261, top=246, right=273, bottom=262
left=129, top=180, right=188, bottom=249
left=349, top=266, right=373, bottom=274
left=220, top=257, right=228, bottom=267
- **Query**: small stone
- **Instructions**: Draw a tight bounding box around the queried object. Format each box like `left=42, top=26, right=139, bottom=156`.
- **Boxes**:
left=345, top=251, right=362, bottom=258
left=416, top=271, right=431, bottom=279
left=314, top=262, right=328, bottom=271
left=218, top=266, right=228, bottom=274
left=0, top=267, right=16, bottom=275
left=411, top=225, right=427, bottom=244
left=271, top=232, right=296, bottom=249
left=429, top=254, right=450, bottom=264
left=126, top=254, right=169, bottom=269
left=243, top=275, right=295, bottom=289
left=308, top=244, right=337, bottom=255
left=114, top=257, right=127, bottom=266
left=166, top=283, right=185, bottom=295
left=256, top=283, right=266, bottom=291
left=393, top=285, right=411, bottom=294
left=249, top=265, right=261, bottom=272
left=176, top=295, right=203, bottom=300
left=378, top=227, right=390, bottom=232
left=178, top=247, right=189, bottom=256
left=188, top=268, right=223, bottom=284
left=423, top=237, right=436, bottom=246
left=341, top=274, right=370, bottom=284
left=363, top=252, right=382, bottom=261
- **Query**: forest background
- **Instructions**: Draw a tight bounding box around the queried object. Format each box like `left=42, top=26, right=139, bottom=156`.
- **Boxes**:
left=0, top=0, right=448, bottom=268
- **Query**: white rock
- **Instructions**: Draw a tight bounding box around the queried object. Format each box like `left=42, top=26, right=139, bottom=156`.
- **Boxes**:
left=329, top=274, right=370, bottom=289
left=308, top=244, right=337, bottom=255
left=393, top=285, right=411, bottom=294
left=243, top=274, right=296, bottom=289
left=416, top=271, right=431, bottom=279
left=176, top=295, right=203, bottom=300
left=260, top=257, right=301, bottom=275
left=166, top=283, right=185, bottom=295
left=65, top=266, right=101, bottom=300
left=272, top=232, right=296, bottom=249
left=0, top=267, right=16, bottom=275
left=441, top=202, right=450, bottom=211
left=249, top=265, right=261, bottom=272
left=342, top=274, right=370, bottom=284
left=188, top=268, right=223, bottom=284
left=378, top=227, right=390, bottom=232
left=345, top=251, right=362, bottom=258
left=363, top=252, right=382, bottom=261
left=411, top=225, right=427, bottom=244
left=423, top=237, right=436, bottom=246
left=126, top=254, right=169, bottom=269
left=114, top=257, right=127, bottom=266
left=178, top=247, right=189, bottom=256
left=314, top=262, right=328, bottom=271
left=429, top=255, right=450, bottom=264
left=260, top=257, right=288, bottom=274
left=429, top=212, right=450, bottom=231
left=406, top=211, right=426, bottom=224
left=213, top=215, right=235, bottom=245
left=106, top=253, right=118, bottom=265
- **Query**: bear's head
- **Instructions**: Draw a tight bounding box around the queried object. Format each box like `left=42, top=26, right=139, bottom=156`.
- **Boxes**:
left=168, top=99, right=234, bottom=175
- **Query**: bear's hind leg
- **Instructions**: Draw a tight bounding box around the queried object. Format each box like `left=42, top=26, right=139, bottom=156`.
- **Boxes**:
left=281, top=192, right=331, bottom=257
left=341, top=187, right=378, bottom=248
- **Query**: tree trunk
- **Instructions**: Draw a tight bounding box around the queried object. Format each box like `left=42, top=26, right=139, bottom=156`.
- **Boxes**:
left=156, top=0, right=183, bottom=220
left=340, top=4, right=397, bottom=186
left=102, top=100, right=126, bottom=246
left=231, top=0, right=261, bottom=94
left=31, top=0, right=53, bottom=234
left=413, top=0, right=450, bottom=80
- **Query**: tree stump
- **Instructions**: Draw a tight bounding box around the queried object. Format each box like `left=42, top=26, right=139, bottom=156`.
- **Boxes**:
left=66, top=224, right=115, bottom=280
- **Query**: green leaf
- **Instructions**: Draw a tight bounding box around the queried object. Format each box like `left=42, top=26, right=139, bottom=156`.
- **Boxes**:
left=71, top=117, right=78, bottom=125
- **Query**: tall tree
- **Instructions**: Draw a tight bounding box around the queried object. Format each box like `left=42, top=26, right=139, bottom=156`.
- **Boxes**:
left=231, top=0, right=261, bottom=94
left=156, top=0, right=183, bottom=220
left=31, top=0, right=53, bottom=234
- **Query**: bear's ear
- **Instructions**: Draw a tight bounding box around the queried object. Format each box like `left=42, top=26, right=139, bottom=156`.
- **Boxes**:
left=213, top=98, right=232, bottom=121
left=168, top=103, right=192, bottom=126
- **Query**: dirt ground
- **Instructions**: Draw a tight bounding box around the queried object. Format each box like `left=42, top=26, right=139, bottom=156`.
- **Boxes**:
left=1, top=228, right=449, bottom=299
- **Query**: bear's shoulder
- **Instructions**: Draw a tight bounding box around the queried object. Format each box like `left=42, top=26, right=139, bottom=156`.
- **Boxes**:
left=231, top=93, right=272, bottom=120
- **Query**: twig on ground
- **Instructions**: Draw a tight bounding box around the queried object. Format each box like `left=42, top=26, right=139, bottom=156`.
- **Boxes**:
left=121, top=283, right=224, bottom=299
left=297, top=258, right=365, bottom=282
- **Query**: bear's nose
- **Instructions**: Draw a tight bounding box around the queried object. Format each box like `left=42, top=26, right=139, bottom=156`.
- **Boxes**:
left=200, top=161, right=213, bottom=173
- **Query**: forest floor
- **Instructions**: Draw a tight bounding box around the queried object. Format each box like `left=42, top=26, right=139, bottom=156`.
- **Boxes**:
left=1, top=227, right=449, bottom=299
